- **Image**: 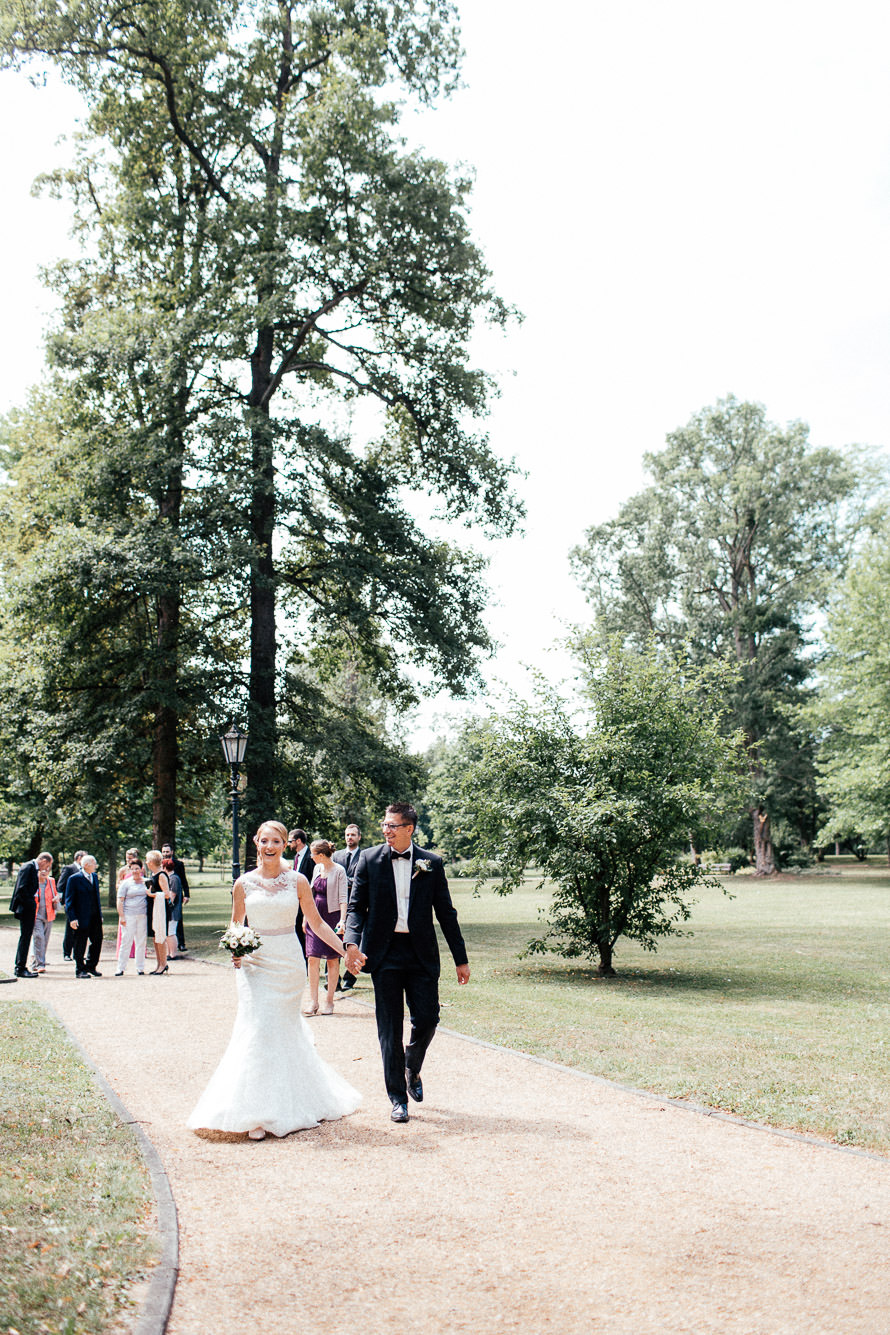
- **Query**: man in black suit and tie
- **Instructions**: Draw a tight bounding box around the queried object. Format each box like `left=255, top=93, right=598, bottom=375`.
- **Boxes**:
left=161, top=842, right=190, bottom=954
left=345, top=802, right=470, bottom=1123
left=332, top=824, right=362, bottom=991
left=57, top=851, right=86, bottom=961
left=288, top=828, right=313, bottom=954
left=64, top=854, right=104, bottom=978
left=9, top=851, right=54, bottom=978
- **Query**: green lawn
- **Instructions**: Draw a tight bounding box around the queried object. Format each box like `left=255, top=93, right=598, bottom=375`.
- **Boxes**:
left=170, top=865, right=890, bottom=1152
left=0, top=1002, right=157, bottom=1334
left=4, top=865, right=889, bottom=1152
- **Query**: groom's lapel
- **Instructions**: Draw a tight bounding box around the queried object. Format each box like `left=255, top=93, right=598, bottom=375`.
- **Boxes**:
left=377, top=845, right=397, bottom=908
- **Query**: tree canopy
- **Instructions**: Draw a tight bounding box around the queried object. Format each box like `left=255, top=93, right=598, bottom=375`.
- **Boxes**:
left=0, top=0, right=521, bottom=856
left=428, top=640, right=746, bottom=975
left=571, top=395, right=863, bottom=873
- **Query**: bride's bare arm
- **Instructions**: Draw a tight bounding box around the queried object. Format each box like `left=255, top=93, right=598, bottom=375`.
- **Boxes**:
left=231, top=880, right=247, bottom=968
left=297, top=874, right=346, bottom=957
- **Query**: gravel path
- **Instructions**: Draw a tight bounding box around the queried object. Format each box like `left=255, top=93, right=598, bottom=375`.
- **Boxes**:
left=5, top=932, right=890, bottom=1334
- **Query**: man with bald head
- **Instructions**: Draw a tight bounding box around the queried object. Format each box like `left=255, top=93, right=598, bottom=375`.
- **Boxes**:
left=64, top=854, right=104, bottom=978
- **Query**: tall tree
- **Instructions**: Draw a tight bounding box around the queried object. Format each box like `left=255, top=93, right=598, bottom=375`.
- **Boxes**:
left=813, top=522, right=890, bottom=861
left=435, top=641, right=746, bottom=976
left=1, top=0, right=521, bottom=856
left=571, top=397, right=860, bottom=873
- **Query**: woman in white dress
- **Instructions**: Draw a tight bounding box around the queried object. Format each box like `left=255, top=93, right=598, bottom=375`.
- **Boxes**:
left=187, top=820, right=361, bottom=1141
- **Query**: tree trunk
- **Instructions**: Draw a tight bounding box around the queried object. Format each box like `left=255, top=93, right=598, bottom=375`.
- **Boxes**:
left=752, top=805, right=776, bottom=875
left=243, top=334, right=278, bottom=868
left=595, top=881, right=616, bottom=975
left=151, top=428, right=183, bottom=849
left=26, top=827, right=45, bottom=861
left=107, top=842, right=118, bottom=907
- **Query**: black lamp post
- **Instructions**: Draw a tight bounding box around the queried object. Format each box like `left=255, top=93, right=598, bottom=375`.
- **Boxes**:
left=220, top=724, right=248, bottom=883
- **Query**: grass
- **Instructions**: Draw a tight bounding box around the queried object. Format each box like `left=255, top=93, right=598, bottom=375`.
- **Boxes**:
left=0, top=1001, right=157, bottom=1334
left=4, top=862, right=889, bottom=1154
left=169, top=864, right=890, bottom=1153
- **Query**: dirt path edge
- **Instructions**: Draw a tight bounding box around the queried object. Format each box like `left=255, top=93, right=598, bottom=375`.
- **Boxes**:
left=44, top=1000, right=179, bottom=1335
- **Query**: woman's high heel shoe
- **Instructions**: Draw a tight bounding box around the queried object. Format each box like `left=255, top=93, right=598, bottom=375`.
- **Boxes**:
left=302, top=1000, right=318, bottom=1016
left=150, top=965, right=169, bottom=975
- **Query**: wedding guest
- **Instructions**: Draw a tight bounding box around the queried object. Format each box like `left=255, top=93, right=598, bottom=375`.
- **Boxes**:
left=303, top=840, right=348, bottom=1016
left=345, top=801, right=470, bottom=1123
left=161, top=852, right=184, bottom=960
left=9, top=852, right=54, bottom=979
left=65, top=854, right=104, bottom=979
left=57, top=851, right=86, bottom=962
left=161, top=842, right=190, bottom=953
left=144, top=851, right=173, bottom=975
left=114, top=849, right=140, bottom=961
left=333, top=824, right=362, bottom=992
left=30, top=860, right=59, bottom=974
left=115, top=859, right=148, bottom=976
left=287, top=827, right=312, bottom=954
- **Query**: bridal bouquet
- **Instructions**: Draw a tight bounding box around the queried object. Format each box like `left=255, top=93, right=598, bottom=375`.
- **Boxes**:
left=219, top=924, right=262, bottom=958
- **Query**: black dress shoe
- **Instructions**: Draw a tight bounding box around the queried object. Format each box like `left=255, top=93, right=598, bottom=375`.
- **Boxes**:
left=390, top=1101, right=409, bottom=1123
left=405, top=1068, right=423, bottom=1103
left=88, top=969, right=102, bottom=977
left=76, top=971, right=92, bottom=979
left=15, top=968, right=38, bottom=979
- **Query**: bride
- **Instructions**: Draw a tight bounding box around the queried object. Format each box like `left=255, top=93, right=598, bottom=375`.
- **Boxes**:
left=187, top=820, right=361, bottom=1140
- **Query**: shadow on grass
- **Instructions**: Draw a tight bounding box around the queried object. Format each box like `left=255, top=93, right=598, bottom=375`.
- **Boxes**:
left=477, top=954, right=890, bottom=1006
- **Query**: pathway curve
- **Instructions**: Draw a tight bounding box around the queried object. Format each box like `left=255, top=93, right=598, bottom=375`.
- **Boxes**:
left=3, top=931, right=890, bottom=1334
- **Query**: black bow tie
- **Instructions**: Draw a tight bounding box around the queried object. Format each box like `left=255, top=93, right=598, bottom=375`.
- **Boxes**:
left=390, top=849, right=411, bottom=860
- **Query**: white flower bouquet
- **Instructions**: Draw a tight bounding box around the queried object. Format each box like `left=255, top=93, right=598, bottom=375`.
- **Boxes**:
left=412, top=859, right=433, bottom=878
left=220, top=923, right=262, bottom=958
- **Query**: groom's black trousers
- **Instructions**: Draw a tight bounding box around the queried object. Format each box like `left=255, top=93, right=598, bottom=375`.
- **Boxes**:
left=371, top=934, right=440, bottom=1102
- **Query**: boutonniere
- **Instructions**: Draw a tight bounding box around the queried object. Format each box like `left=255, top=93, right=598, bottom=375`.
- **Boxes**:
left=412, top=859, right=432, bottom=879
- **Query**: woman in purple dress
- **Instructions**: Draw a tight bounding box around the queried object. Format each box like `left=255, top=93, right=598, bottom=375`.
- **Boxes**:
left=302, top=839, right=348, bottom=1016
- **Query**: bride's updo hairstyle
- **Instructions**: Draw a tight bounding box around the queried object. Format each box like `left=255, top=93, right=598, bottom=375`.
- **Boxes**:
left=310, top=839, right=334, bottom=857
left=255, top=820, right=288, bottom=846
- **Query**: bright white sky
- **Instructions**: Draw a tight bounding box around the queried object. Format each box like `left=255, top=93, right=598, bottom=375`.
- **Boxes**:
left=2, top=0, right=889, bottom=746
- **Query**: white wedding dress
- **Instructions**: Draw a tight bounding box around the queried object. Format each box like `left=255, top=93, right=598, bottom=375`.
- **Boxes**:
left=187, top=869, right=361, bottom=1137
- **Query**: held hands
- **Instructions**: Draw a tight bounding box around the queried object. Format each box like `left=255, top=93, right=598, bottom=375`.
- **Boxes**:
left=344, top=943, right=366, bottom=976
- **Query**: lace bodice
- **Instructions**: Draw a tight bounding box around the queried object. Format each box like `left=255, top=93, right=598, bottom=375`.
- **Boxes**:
left=241, top=869, right=302, bottom=931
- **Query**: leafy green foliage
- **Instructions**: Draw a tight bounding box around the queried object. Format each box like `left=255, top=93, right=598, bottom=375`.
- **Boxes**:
left=0, top=0, right=521, bottom=851
left=571, top=396, right=866, bottom=871
left=813, top=523, right=890, bottom=856
left=433, top=640, right=746, bottom=974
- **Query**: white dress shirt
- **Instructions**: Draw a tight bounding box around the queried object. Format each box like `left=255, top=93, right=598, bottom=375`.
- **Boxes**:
left=393, top=847, right=413, bottom=932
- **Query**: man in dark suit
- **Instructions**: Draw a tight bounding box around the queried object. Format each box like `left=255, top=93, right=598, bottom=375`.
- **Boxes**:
left=64, top=854, right=104, bottom=978
left=56, top=851, right=86, bottom=961
left=288, top=827, right=313, bottom=955
left=333, top=824, right=362, bottom=991
left=161, top=842, right=189, bottom=953
left=9, top=851, right=53, bottom=978
left=345, top=802, right=470, bottom=1123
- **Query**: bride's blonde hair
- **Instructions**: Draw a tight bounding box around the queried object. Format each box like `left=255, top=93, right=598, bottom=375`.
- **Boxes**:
left=255, top=820, right=288, bottom=845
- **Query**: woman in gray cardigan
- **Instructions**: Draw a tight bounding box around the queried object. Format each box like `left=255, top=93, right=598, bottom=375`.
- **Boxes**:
left=302, top=840, right=348, bottom=1015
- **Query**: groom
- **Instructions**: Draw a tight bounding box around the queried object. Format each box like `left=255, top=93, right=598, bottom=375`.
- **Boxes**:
left=345, top=802, right=470, bottom=1123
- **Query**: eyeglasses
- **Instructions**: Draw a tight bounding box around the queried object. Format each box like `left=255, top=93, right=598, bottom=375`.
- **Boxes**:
left=381, top=821, right=409, bottom=831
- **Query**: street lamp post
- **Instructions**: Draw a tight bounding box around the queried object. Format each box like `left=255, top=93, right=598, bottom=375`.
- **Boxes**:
left=220, top=724, right=248, bottom=883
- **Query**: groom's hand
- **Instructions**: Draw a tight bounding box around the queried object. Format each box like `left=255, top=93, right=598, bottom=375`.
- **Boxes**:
left=345, top=944, right=366, bottom=975
left=456, top=964, right=470, bottom=985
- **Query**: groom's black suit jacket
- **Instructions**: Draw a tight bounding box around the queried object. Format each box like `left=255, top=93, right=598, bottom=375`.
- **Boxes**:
left=345, top=843, right=467, bottom=976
